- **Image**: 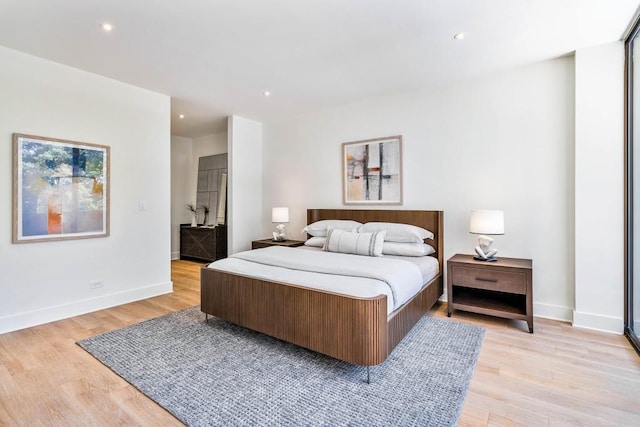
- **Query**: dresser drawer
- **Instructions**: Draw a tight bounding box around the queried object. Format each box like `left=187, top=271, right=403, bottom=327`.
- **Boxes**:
left=450, top=265, right=526, bottom=294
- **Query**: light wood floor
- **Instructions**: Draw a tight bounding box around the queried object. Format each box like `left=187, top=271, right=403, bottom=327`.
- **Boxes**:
left=1, top=260, right=639, bottom=426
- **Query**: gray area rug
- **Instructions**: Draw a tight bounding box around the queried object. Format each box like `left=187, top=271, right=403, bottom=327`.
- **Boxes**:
left=78, top=306, right=484, bottom=426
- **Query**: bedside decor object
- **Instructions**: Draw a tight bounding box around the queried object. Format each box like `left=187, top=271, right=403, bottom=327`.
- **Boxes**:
left=272, top=207, right=289, bottom=241
left=469, top=210, right=504, bottom=261
left=201, top=205, right=209, bottom=226
left=186, top=204, right=198, bottom=227
left=342, top=136, right=402, bottom=205
left=12, top=133, right=110, bottom=243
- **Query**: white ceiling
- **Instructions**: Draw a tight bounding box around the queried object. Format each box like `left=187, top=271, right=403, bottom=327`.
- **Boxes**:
left=0, top=0, right=638, bottom=138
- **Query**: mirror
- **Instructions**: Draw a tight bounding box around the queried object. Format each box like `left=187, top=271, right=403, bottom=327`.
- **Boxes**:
left=196, top=153, right=227, bottom=226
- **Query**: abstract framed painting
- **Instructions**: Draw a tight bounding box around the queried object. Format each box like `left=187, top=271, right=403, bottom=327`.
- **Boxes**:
left=12, top=133, right=110, bottom=243
left=342, top=135, right=403, bottom=205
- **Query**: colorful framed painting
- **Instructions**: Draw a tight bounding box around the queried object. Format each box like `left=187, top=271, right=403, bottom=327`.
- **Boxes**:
left=342, top=135, right=403, bottom=205
left=12, top=133, right=110, bottom=243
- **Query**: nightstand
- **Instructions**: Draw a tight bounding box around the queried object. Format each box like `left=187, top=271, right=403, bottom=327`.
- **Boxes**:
left=447, top=254, right=533, bottom=333
left=251, top=239, right=306, bottom=250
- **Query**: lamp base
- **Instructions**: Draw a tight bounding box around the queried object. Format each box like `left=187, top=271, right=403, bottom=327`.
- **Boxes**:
left=272, top=237, right=288, bottom=242
left=473, top=256, right=498, bottom=262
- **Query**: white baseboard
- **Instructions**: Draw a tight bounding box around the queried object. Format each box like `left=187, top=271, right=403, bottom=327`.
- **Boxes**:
left=0, top=281, right=173, bottom=334
left=416, top=296, right=624, bottom=335
left=171, top=251, right=180, bottom=260
left=533, top=302, right=573, bottom=323
left=573, top=310, right=624, bottom=334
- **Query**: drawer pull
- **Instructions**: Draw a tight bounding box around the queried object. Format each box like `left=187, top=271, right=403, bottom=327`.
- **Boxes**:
left=475, top=277, right=497, bottom=282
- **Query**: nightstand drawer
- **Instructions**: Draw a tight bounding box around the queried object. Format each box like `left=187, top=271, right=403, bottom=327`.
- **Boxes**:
left=450, top=266, right=526, bottom=294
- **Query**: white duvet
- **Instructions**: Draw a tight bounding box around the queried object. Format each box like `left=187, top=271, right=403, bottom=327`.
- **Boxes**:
left=207, top=246, right=430, bottom=314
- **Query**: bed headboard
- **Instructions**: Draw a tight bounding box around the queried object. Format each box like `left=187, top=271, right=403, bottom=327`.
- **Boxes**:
left=307, top=209, right=444, bottom=271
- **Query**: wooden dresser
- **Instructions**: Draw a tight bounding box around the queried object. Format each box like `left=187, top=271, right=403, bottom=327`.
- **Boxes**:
left=180, top=225, right=227, bottom=262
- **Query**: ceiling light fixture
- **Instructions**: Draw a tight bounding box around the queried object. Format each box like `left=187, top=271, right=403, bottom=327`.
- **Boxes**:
left=101, top=23, right=114, bottom=32
left=453, top=32, right=465, bottom=40
left=264, top=91, right=271, bottom=97
left=179, top=114, right=185, bottom=119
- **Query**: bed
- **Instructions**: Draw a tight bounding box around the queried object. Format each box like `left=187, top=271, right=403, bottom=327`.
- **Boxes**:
left=200, top=209, right=444, bottom=368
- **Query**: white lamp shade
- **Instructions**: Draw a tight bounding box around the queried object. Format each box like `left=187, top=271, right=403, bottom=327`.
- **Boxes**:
left=470, top=210, right=504, bottom=235
left=272, top=207, right=289, bottom=223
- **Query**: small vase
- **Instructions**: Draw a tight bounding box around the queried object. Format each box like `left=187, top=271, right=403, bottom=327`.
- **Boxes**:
left=191, top=214, right=197, bottom=227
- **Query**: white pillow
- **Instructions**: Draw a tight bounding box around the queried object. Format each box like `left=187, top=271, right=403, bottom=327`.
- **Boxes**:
left=358, top=222, right=434, bottom=243
left=323, top=227, right=386, bottom=257
left=302, top=220, right=362, bottom=237
left=304, top=236, right=326, bottom=248
left=382, top=242, right=435, bottom=257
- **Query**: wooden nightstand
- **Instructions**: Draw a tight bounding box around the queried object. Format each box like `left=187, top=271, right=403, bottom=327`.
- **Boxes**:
left=251, top=239, right=306, bottom=250
left=447, top=254, right=533, bottom=333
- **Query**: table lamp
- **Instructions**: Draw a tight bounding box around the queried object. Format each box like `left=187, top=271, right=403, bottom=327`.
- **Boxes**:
left=469, top=210, right=504, bottom=261
left=272, top=207, right=289, bottom=241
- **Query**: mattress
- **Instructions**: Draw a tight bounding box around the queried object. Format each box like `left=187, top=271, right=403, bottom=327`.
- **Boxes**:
left=207, top=246, right=439, bottom=315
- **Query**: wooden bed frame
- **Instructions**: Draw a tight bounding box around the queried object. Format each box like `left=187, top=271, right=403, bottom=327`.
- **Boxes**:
left=200, top=209, right=444, bottom=367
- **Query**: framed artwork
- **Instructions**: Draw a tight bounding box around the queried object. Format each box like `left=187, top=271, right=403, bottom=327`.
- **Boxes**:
left=12, top=133, right=110, bottom=243
left=342, top=135, right=403, bottom=205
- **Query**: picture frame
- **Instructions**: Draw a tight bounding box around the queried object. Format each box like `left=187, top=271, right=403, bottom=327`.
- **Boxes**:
left=12, top=133, right=110, bottom=243
left=342, top=135, right=403, bottom=205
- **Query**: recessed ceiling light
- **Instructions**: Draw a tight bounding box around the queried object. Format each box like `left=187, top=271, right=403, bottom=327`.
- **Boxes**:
left=453, top=32, right=465, bottom=40
left=179, top=114, right=185, bottom=119
left=264, top=91, right=271, bottom=97
left=101, top=23, right=114, bottom=32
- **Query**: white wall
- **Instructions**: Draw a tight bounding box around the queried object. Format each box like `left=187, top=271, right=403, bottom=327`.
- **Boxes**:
left=228, top=116, right=263, bottom=254
left=574, top=41, right=624, bottom=333
left=170, top=135, right=193, bottom=259
left=0, top=46, right=172, bottom=333
left=170, top=131, right=227, bottom=259
left=263, top=57, right=576, bottom=322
